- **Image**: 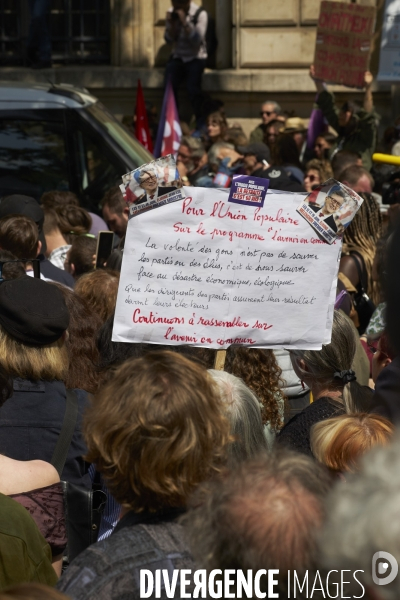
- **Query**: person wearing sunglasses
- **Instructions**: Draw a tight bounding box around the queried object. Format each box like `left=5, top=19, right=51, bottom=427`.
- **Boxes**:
left=303, top=158, right=333, bottom=193
left=249, top=100, right=285, bottom=144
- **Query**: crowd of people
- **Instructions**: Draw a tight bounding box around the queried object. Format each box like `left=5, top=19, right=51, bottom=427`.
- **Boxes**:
left=3, top=20, right=400, bottom=594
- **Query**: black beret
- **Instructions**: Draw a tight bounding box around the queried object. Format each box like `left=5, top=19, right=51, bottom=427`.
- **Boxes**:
left=0, top=276, right=69, bottom=346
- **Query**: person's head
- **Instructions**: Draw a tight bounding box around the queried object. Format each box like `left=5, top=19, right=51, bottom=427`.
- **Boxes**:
left=264, top=119, right=285, bottom=149
left=184, top=451, right=331, bottom=596
left=322, top=189, right=345, bottom=215
left=0, top=195, right=46, bottom=253
left=260, top=100, right=282, bottom=126
left=331, top=150, right=362, bottom=180
left=172, top=0, right=190, bottom=11
left=207, top=141, right=235, bottom=172
left=206, top=111, right=228, bottom=142
left=224, top=346, right=284, bottom=431
left=0, top=276, right=69, bottom=381
left=290, top=310, right=363, bottom=412
left=84, top=351, right=231, bottom=511
left=101, top=187, right=129, bottom=237
left=52, top=205, right=92, bottom=244
left=343, top=192, right=382, bottom=304
left=237, top=142, right=271, bottom=175
left=208, top=369, right=268, bottom=464
left=52, top=284, right=102, bottom=394
left=318, top=434, right=400, bottom=600
left=0, top=250, right=26, bottom=281
left=271, top=133, right=301, bottom=168
left=338, top=100, right=358, bottom=129
left=177, top=136, right=206, bottom=173
left=314, top=131, right=337, bottom=159
left=311, top=413, right=394, bottom=474
left=64, top=236, right=97, bottom=280
left=138, top=167, right=158, bottom=194
left=304, top=159, right=334, bottom=193
left=340, top=164, right=374, bottom=194
left=40, top=190, right=80, bottom=211
left=283, top=117, right=307, bottom=152
left=74, top=269, right=120, bottom=324
left=0, top=215, right=40, bottom=259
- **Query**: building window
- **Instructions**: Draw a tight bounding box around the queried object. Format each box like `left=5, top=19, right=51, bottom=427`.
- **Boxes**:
left=0, top=0, right=110, bottom=65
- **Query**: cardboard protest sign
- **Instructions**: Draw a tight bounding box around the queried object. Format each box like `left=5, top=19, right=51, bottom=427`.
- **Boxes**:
left=228, top=175, right=269, bottom=208
left=120, top=155, right=184, bottom=218
left=377, top=0, right=400, bottom=82
left=112, top=187, right=343, bottom=350
left=297, top=179, right=363, bottom=244
left=314, top=1, right=376, bottom=88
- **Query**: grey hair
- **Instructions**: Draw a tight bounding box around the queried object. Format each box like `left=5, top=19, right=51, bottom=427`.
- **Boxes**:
left=184, top=451, right=331, bottom=596
left=180, top=135, right=206, bottom=160
left=318, top=434, right=400, bottom=600
left=208, top=369, right=268, bottom=464
left=290, top=310, right=360, bottom=413
left=208, top=142, right=234, bottom=169
left=262, top=100, right=282, bottom=115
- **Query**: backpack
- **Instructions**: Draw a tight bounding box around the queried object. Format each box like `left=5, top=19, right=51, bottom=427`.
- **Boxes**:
left=192, top=7, right=218, bottom=67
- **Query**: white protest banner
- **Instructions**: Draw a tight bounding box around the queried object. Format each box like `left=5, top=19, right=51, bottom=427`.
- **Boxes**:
left=113, top=187, right=342, bottom=350
left=378, top=0, right=400, bottom=82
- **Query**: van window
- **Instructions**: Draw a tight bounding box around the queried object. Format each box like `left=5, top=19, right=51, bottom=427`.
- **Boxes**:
left=0, top=118, right=68, bottom=199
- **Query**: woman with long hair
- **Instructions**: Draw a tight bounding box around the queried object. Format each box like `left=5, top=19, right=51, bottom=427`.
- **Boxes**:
left=339, top=192, right=382, bottom=334
left=277, top=310, right=373, bottom=455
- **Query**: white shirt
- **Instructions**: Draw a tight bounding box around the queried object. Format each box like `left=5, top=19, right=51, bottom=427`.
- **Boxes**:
left=165, top=2, right=208, bottom=62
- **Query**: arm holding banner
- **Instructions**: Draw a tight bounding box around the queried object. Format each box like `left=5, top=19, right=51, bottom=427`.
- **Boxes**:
left=363, top=71, right=374, bottom=114
left=310, top=65, right=340, bottom=132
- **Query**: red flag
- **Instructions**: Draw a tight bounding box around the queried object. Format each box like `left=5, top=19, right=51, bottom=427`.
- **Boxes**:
left=154, top=80, right=182, bottom=158
left=134, top=79, right=153, bottom=153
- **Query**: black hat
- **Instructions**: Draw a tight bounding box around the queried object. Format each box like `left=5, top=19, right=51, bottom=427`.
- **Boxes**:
left=237, top=143, right=271, bottom=163
left=0, top=195, right=47, bottom=254
left=0, top=276, right=69, bottom=346
left=252, top=166, right=305, bottom=193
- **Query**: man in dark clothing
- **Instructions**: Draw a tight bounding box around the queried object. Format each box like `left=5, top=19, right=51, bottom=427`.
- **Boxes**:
left=0, top=195, right=74, bottom=287
left=238, top=142, right=305, bottom=192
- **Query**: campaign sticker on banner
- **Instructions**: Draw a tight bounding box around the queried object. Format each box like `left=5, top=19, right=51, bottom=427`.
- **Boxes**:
left=120, top=154, right=185, bottom=219
left=296, top=178, right=363, bottom=244
left=228, top=175, right=269, bottom=208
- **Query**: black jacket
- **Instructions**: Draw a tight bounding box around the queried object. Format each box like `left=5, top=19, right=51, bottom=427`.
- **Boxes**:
left=0, top=379, right=91, bottom=489
left=40, top=256, right=75, bottom=288
left=370, top=356, right=400, bottom=424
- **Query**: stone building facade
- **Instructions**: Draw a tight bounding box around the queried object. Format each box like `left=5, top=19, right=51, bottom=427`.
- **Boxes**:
left=1, top=0, right=390, bottom=133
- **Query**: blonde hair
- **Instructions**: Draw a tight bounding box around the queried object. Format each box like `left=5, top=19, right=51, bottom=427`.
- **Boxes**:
left=0, top=325, right=68, bottom=381
left=84, top=351, right=232, bottom=511
left=311, top=413, right=394, bottom=473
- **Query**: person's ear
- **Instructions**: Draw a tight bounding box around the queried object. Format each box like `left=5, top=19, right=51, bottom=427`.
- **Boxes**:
left=70, top=263, right=76, bottom=276
left=123, top=206, right=129, bottom=221
left=36, top=240, right=42, bottom=257
left=342, top=180, right=350, bottom=188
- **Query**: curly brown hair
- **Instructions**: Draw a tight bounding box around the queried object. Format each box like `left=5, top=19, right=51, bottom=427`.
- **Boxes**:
left=224, top=347, right=285, bottom=431
left=84, top=351, right=232, bottom=511
left=75, top=269, right=120, bottom=324
left=52, top=284, right=102, bottom=394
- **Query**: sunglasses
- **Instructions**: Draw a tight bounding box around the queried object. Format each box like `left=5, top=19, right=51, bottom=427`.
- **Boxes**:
left=305, top=174, right=319, bottom=183
left=260, top=111, right=274, bottom=117
left=368, top=342, right=389, bottom=359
